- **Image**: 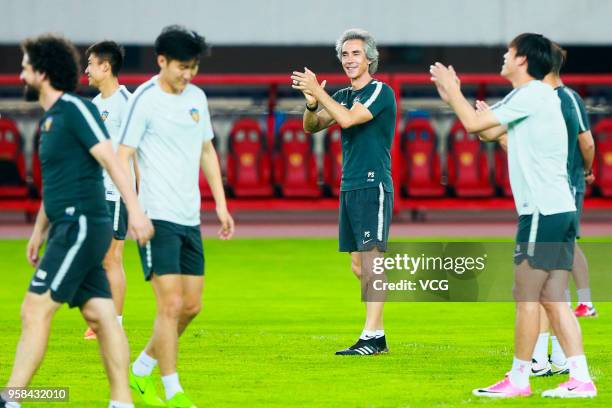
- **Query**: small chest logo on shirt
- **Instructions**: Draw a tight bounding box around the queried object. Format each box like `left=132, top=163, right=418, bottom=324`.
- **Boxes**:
left=190, top=108, right=200, bottom=123
left=42, top=117, right=53, bottom=132
left=340, top=102, right=347, bottom=106
left=354, top=97, right=361, bottom=104
left=367, top=171, right=375, bottom=182
left=100, top=110, right=109, bottom=121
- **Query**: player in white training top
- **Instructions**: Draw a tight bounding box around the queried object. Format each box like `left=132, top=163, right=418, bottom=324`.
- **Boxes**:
left=117, top=26, right=234, bottom=408
left=431, top=33, right=596, bottom=399
left=84, top=40, right=135, bottom=340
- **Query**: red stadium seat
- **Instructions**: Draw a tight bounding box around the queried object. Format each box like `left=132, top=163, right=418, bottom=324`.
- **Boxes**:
left=593, top=119, right=612, bottom=197
left=494, top=144, right=512, bottom=197
left=273, top=119, right=320, bottom=197
left=446, top=121, right=494, bottom=197
left=399, top=118, right=445, bottom=197
left=0, top=118, right=28, bottom=199
left=323, top=124, right=342, bottom=197
left=226, top=118, right=274, bottom=197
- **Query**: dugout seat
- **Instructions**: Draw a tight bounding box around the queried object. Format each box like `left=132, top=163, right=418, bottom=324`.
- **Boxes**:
left=323, top=124, right=342, bottom=197
left=226, top=118, right=274, bottom=197
left=494, top=144, right=512, bottom=197
left=399, top=118, right=445, bottom=197
left=273, top=119, right=320, bottom=197
left=0, top=118, right=28, bottom=199
left=446, top=121, right=494, bottom=197
left=593, top=119, right=612, bottom=197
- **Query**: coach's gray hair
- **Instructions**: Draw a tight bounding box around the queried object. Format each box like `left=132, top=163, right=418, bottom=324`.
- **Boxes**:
left=335, top=28, right=379, bottom=74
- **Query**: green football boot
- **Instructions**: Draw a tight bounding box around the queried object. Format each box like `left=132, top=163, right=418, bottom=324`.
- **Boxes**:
left=166, top=391, right=197, bottom=408
left=128, top=364, right=165, bottom=407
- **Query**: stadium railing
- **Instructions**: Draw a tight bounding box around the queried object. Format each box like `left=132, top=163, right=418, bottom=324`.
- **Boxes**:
left=0, top=73, right=611, bottom=219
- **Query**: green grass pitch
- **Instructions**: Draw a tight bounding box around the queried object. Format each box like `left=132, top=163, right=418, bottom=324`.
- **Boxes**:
left=0, top=238, right=610, bottom=407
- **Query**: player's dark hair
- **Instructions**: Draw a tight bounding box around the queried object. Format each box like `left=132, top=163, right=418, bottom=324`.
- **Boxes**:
left=21, top=34, right=80, bottom=92
left=550, top=42, right=567, bottom=76
left=155, top=25, right=209, bottom=62
left=86, top=41, right=125, bottom=76
left=509, top=33, right=553, bottom=80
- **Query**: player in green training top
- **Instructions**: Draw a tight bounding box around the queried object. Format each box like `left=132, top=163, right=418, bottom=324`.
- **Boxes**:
left=0, top=35, right=153, bottom=408
left=291, top=28, right=396, bottom=356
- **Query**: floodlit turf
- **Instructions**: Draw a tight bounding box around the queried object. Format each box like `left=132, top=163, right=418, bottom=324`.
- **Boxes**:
left=0, top=238, right=610, bottom=407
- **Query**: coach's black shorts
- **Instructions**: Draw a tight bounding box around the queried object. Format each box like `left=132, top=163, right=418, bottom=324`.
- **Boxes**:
left=29, top=215, right=113, bottom=308
left=138, top=219, right=204, bottom=281
left=106, top=199, right=128, bottom=241
left=339, top=184, right=393, bottom=253
left=514, top=210, right=577, bottom=271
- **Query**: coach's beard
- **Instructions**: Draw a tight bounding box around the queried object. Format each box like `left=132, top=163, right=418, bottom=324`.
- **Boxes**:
left=24, top=85, right=39, bottom=102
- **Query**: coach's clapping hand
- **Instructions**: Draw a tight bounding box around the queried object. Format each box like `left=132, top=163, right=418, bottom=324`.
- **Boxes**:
left=128, top=209, right=154, bottom=246
left=216, top=206, right=235, bottom=240
left=291, top=67, right=327, bottom=101
left=430, top=62, right=460, bottom=103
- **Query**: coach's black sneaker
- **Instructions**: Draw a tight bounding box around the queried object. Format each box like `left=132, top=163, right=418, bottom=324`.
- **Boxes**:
left=335, top=337, right=381, bottom=355
left=375, top=335, right=389, bottom=353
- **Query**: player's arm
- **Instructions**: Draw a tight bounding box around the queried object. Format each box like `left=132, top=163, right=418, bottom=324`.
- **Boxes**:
left=292, top=68, right=374, bottom=129
left=579, top=130, right=595, bottom=183
left=430, top=63, right=501, bottom=133
left=574, top=95, right=595, bottom=183
left=201, top=140, right=234, bottom=240
left=26, top=204, right=49, bottom=267
left=91, top=141, right=153, bottom=245
left=133, top=155, right=141, bottom=194
left=475, top=100, right=508, bottom=142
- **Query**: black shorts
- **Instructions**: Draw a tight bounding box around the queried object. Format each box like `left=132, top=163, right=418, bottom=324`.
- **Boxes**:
left=29, top=215, right=113, bottom=308
left=138, top=220, right=204, bottom=281
left=514, top=210, right=577, bottom=271
left=339, top=184, right=393, bottom=252
left=574, top=191, right=584, bottom=239
left=106, top=199, right=128, bottom=241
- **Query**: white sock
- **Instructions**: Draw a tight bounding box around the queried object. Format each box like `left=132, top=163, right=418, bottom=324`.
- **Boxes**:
left=509, top=357, right=530, bottom=388
left=6, top=402, right=21, bottom=408
left=108, top=401, right=134, bottom=408
left=532, top=332, right=549, bottom=364
left=565, top=289, right=571, bottom=305
left=360, top=329, right=376, bottom=340
left=567, top=355, right=592, bottom=382
left=117, top=315, right=123, bottom=327
left=162, top=372, right=184, bottom=400
left=374, top=329, right=385, bottom=338
left=576, top=289, right=593, bottom=307
left=132, top=351, right=157, bottom=376
left=550, top=336, right=566, bottom=365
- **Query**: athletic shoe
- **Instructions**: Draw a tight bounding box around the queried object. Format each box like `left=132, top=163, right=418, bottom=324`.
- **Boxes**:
left=83, top=327, right=97, bottom=340
left=335, top=337, right=381, bottom=355
left=167, top=391, right=197, bottom=408
left=375, top=335, right=389, bottom=353
left=530, top=358, right=552, bottom=377
left=542, top=378, right=597, bottom=398
left=129, top=364, right=165, bottom=407
left=550, top=359, right=570, bottom=375
left=574, top=303, right=597, bottom=318
left=472, top=377, right=531, bottom=398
